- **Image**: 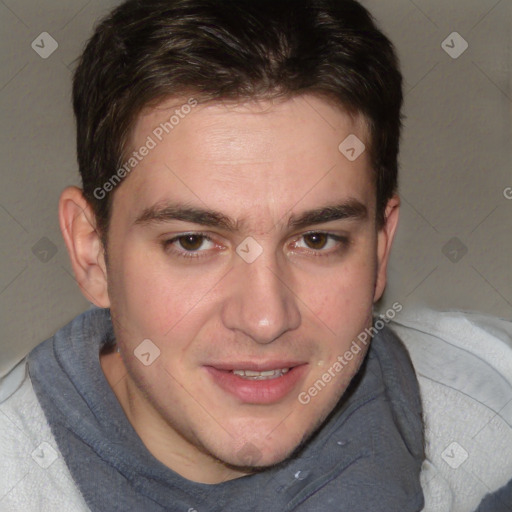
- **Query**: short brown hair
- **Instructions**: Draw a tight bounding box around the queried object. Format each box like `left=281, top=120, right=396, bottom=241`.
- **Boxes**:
left=72, top=0, right=403, bottom=241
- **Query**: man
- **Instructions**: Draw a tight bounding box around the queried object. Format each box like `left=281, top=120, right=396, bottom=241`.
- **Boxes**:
left=0, top=0, right=510, bottom=510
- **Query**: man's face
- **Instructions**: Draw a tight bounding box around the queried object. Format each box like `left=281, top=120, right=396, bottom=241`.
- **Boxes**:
left=98, top=94, right=396, bottom=481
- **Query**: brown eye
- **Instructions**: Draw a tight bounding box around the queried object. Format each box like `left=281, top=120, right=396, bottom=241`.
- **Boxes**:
left=292, top=232, right=348, bottom=256
left=162, top=232, right=218, bottom=260
left=178, top=234, right=205, bottom=251
left=303, top=232, right=328, bottom=250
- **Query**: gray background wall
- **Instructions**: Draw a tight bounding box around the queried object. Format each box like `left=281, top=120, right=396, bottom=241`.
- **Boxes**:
left=1, top=0, right=510, bottom=376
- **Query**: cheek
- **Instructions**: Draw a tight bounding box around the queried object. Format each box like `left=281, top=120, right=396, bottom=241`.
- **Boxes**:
left=109, top=245, right=224, bottom=340
left=303, top=252, right=377, bottom=334
left=107, top=246, right=180, bottom=335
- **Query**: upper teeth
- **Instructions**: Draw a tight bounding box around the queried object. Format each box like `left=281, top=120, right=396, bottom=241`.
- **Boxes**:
left=232, top=368, right=290, bottom=380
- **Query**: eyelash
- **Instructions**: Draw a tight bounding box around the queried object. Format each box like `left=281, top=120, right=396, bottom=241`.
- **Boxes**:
left=162, top=232, right=217, bottom=260
left=161, top=232, right=350, bottom=260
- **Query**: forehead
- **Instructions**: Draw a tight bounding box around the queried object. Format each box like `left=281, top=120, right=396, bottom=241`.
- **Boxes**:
left=114, top=94, right=375, bottom=229
left=132, top=94, right=369, bottom=157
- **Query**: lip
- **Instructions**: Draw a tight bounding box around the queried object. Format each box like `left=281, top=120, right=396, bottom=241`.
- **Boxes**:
left=207, top=360, right=305, bottom=372
left=204, top=363, right=308, bottom=404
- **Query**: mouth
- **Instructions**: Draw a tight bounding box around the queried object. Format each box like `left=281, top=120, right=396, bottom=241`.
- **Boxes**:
left=231, top=368, right=290, bottom=380
left=204, top=362, right=308, bottom=404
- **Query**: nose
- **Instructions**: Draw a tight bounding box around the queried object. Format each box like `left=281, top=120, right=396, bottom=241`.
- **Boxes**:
left=221, top=253, right=301, bottom=344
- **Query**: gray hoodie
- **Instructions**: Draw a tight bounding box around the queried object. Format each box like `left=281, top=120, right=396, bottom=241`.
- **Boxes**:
left=28, top=307, right=425, bottom=511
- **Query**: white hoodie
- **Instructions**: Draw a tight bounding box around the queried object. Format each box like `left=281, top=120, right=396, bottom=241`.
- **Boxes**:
left=0, top=308, right=511, bottom=511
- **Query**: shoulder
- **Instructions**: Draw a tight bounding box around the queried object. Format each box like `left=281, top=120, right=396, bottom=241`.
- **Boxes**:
left=0, top=358, right=89, bottom=511
left=389, top=308, right=512, bottom=512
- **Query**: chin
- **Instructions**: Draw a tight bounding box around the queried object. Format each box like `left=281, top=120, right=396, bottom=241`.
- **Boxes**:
left=223, top=444, right=296, bottom=473
left=220, top=423, right=312, bottom=470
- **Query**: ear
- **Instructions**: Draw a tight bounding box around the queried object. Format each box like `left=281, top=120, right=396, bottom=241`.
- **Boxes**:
left=373, top=195, right=400, bottom=303
left=58, top=186, right=110, bottom=308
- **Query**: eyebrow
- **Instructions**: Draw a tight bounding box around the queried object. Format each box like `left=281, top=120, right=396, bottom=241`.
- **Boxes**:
left=133, top=199, right=368, bottom=232
left=288, top=201, right=367, bottom=230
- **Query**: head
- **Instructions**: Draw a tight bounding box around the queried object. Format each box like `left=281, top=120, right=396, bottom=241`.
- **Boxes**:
left=60, top=0, right=402, bottom=483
